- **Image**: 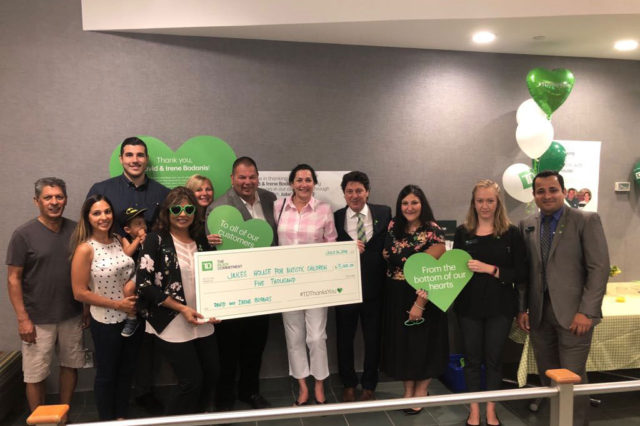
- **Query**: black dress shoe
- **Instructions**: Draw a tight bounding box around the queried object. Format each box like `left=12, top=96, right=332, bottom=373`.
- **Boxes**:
left=135, top=392, right=164, bottom=412
left=240, top=394, right=271, bottom=409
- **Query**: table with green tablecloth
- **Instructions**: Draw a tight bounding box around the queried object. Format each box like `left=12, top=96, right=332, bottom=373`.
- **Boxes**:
left=510, top=282, right=640, bottom=387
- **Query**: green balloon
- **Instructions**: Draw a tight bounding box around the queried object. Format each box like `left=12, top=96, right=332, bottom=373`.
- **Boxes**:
left=634, top=161, right=640, bottom=184
left=526, top=68, right=575, bottom=118
left=535, top=141, right=567, bottom=171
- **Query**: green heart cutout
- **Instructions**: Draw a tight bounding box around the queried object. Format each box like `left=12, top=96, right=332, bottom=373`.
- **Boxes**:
left=526, top=68, right=575, bottom=118
left=403, top=249, right=473, bottom=312
left=337, top=288, right=343, bottom=293
left=207, top=205, right=273, bottom=250
left=109, top=135, right=236, bottom=199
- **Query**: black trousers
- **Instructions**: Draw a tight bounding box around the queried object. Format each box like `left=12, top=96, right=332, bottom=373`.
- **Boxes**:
left=458, top=314, right=512, bottom=392
left=90, top=318, right=143, bottom=420
left=215, top=315, right=269, bottom=406
left=156, top=332, right=220, bottom=415
left=335, top=298, right=382, bottom=390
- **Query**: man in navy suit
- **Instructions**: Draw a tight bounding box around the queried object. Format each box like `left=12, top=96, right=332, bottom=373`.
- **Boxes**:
left=334, top=171, right=391, bottom=402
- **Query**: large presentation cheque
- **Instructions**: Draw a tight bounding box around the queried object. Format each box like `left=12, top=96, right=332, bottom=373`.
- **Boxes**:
left=194, top=241, right=362, bottom=320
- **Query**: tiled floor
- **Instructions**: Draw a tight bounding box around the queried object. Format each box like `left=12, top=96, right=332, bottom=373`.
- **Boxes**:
left=3, top=372, right=639, bottom=425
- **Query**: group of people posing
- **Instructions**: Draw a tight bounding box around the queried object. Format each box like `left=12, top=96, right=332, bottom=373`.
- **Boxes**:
left=7, top=136, right=609, bottom=426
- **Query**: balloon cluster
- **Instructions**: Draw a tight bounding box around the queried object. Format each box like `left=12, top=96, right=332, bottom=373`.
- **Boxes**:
left=503, top=68, right=574, bottom=203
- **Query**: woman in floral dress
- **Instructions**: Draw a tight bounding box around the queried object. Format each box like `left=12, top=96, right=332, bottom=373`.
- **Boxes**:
left=136, top=186, right=219, bottom=415
left=382, top=184, right=449, bottom=415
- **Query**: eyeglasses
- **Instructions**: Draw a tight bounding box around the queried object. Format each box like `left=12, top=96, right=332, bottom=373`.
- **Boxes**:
left=404, top=318, right=425, bottom=327
left=169, top=204, right=196, bottom=216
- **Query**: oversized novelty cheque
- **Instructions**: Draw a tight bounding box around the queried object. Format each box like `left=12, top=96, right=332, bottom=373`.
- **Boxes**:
left=195, top=241, right=362, bottom=320
left=403, top=249, right=474, bottom=312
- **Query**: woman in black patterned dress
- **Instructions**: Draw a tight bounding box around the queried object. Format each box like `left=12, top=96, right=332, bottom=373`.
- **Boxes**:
left=382, top=185, right=449, bottom=415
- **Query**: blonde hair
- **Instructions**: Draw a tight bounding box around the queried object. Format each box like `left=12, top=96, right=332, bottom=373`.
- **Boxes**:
left=185, top=174, right=213, bottom=194
left=463, top=179, right=511, bottom=236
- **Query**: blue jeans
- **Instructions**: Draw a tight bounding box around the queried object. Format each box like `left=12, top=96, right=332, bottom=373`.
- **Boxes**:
left=90, top=318, right=143, bottom=420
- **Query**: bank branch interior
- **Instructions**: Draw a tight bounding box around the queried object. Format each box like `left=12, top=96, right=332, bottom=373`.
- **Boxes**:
left=1, top=1, right=640, bottom=425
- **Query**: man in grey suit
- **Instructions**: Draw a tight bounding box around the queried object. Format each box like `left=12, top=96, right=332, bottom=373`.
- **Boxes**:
left=517, top=170, right=609, bottom=426
left=206, top=156, right=278, bottom=410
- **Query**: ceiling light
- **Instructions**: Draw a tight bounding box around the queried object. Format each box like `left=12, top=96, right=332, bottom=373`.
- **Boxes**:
left=614, top=39, right=638, bottom=51
left=472, top=31, right=496, bottom=44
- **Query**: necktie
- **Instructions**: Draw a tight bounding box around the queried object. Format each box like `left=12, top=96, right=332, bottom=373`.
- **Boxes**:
left=541, top=215, right=553, bottom=291
left=356, top=213, right=367, bottom=243
left=541, top=215, right=553, bottom=265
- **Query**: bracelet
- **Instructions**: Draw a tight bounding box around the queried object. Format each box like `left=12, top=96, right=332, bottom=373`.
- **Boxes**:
left=492, top=266, right=498, bottom=277
left=413, top=302, right=425, bottom=311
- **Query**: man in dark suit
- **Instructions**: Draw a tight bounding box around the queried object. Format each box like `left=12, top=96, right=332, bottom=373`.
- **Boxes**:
left=518, top=170, right=609, bottom=426
left=206, top=156, right=278, bottom=410
left=334, top=171, right=391, bottom=402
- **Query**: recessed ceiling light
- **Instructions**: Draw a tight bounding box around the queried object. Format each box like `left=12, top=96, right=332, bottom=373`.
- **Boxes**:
left=472, top=31, right=496, bottom=44
left=614, top=39, right=638, bottom=51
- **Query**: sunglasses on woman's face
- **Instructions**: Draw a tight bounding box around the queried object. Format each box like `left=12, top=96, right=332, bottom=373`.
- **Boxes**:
left=169, top=204, right=196, bottom=216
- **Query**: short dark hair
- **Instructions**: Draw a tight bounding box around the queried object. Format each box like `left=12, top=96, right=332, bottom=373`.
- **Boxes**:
left=288, top=164, right=318, bottom=184
left=120, top=137, right=148, bottom=157
left=34, top=177, right=67, bottom=198
left=340, top=171, right=370, bottom=192
left=232, top=157, right=259, bottom=174
left=392, top=184, right=436, bottom=236
left=154, top=186, right=204, bottom=239
left=533, top=170, right=565, bottom=191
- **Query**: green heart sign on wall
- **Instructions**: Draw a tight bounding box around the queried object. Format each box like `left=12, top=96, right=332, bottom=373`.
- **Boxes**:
left=403, top=249, right=473, bottom=312
left=207, top=205, right=273, bottom=250
left=526, top=68, right=575, bottom=118
left=109, top=135, right=236, bottom=198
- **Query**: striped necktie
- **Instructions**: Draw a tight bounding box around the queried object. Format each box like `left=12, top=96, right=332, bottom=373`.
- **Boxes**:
left=356, top=213, right=367, bottom=243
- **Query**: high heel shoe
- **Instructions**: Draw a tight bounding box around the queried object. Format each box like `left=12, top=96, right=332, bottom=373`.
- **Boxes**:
left=293, top=399, right=309, bottom=406
left=403, top=408, right=423, bottom=415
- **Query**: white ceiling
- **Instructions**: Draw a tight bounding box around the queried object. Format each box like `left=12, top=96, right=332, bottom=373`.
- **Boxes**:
left=81, top=0, right=640, bottom=60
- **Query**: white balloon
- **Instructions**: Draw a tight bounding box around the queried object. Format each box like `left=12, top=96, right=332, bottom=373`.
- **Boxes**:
left=516, top=118, right=554, bottom=159
left=516, top=99, right=547, bottom=124
left=502, top=163, right=535, bottom=203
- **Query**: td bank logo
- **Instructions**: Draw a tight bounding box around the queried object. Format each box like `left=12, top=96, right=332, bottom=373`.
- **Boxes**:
left=202, top=261, right=214, bottom=271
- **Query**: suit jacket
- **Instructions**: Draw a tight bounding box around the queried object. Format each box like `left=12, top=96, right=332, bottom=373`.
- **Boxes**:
left=207, top=187, right=278, bottom=246
left=519, top=207, right=609, bottom=329
left=334, top=203, right=392, bottom=301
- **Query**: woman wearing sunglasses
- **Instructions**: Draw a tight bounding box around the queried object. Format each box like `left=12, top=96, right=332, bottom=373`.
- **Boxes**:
left=381, top=185, right=448, bottom=415
left=71, top=194, right=142, bottom=420
left=135, top=186, right=220, bottom=415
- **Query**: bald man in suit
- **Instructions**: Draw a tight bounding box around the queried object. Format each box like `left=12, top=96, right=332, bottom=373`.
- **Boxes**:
left=206, top=156, right=277, bottom=410
left=518, top=170, right=609, bottom=426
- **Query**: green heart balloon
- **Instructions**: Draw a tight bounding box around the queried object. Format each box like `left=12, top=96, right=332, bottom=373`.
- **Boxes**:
left=526, top=68, right=575, bottom=118
left=535, top=141, right=566, bottom=171
left=207, top=205, right=273, bottom=250
left=109, top=135, right=236, bottom=198
left=403, top=249, right=473, bottom=312
left=634, top=161, right=640, bottom=184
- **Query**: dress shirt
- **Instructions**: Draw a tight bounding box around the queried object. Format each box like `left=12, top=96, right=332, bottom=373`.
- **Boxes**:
left=345, top=204, right=373, bottom=242
left=239, top=192, right=266, bottom=220
left=276, top=196, right=337, bottom=246
left=540, top=206, right=564, bottom=242
left=87, top=174, right=170, bottom=236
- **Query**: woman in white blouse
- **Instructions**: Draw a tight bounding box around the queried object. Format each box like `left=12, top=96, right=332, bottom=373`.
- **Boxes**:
left=135, top=186, right=220, bottom=415
left=71, top=194, right=141, bottom=420
left=275, top=164, right=338, bottom=405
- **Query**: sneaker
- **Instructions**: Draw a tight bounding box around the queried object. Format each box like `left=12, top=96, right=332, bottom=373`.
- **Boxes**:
left=121, top=317, right=139, bottom=337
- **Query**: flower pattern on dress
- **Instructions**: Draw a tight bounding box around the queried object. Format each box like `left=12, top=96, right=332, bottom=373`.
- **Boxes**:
left=139, top=254, right=155, bottom=272
left=154, top=272, right=163, bottom=286
left=384, top=220, right=445, bottom=281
